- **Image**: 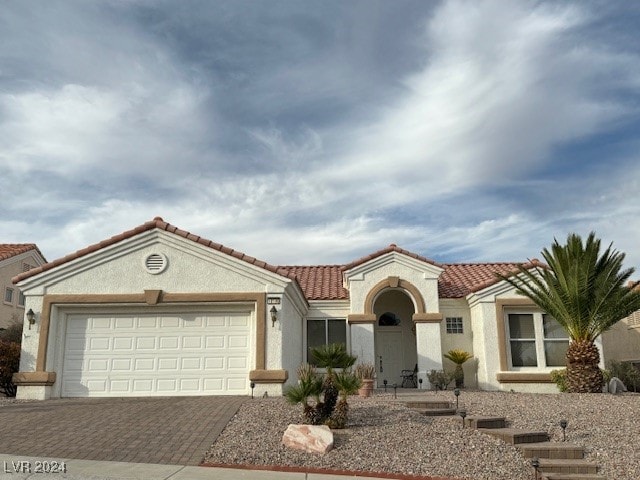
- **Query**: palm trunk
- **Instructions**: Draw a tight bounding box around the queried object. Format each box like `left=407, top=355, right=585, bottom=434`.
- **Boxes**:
left=565, top=339, right=604, bottom=393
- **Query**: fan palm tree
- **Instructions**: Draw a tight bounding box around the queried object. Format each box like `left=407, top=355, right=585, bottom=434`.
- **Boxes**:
left=328, top=369, right=361, bottom=429
left=499, top=232, right=640, bottom=393
left=310, top=343, right=357, bottom=421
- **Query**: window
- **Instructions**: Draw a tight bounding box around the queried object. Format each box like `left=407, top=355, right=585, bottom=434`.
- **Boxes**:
left=4, top=287, right=13, bottom=304
left=17, top=291, right=25, bottom=307
left=446, top=317, right=464, bottom=334
left=506, top=311, right=569, bottom=369
left=378, top=312, right=401, bottom=326
left=307, top=318, right=346, bottom=365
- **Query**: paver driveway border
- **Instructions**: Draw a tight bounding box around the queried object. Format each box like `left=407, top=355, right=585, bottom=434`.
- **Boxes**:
left=0, top=396, right=247, bottom=466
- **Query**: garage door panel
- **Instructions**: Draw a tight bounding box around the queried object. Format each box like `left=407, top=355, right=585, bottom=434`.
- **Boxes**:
left=61, top=310, right=252, bottom=397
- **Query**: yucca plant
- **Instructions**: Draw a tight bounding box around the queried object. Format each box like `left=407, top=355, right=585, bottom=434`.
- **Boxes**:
left=499, top=232, right=640, bottom=393
left=443, top=349, right=473, bottom=388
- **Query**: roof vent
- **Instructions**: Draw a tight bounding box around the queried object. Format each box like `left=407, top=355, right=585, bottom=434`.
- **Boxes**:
left=144, top=253, right=168, bottom=274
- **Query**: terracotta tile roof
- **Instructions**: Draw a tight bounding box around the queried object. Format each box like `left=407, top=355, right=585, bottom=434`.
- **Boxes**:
left=10, top=218, right=543, bottom=302
left=0, top=244, right=45, bottom=263
left=277, top=265, right=348, bottom=300
left=438, top=261, right=544, bottom=298
left=279, top=258, right=543, bottom=300
left=12, top=217, right=298, bottom=285
left=341, top=244, right=443, bottom=271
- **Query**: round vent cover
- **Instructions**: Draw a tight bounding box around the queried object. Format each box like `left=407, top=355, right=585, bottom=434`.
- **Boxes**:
left=144, top=253, right=168, bottom=274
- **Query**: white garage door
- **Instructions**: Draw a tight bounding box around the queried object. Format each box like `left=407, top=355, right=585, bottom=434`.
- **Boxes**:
left=61, top=309, right=252, bottom=397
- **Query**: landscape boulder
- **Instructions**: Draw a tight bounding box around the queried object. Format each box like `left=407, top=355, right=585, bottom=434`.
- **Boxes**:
left=608, top=377, right=627, bottom=394
left=282, top=424, right=334, bottom=454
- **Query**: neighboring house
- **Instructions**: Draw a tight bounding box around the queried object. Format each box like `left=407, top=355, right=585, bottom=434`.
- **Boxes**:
left=0, top=244, right=46, bottom=330
left=601, top=282, right=640, bottom=368
left=11, top=218, right=632, bottom=400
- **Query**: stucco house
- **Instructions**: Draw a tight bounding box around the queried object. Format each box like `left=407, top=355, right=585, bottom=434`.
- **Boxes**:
left=11, top=217, right=634, bottom=400
left=0, top=244, right=46, bottom=330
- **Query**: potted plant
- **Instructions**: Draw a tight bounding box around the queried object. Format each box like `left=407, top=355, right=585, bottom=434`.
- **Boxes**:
left=355, top=362, right=376, bottom=398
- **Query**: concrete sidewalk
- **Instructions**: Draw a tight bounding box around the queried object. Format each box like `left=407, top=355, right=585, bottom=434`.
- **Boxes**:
left=0, top=454, right=395, bottom=480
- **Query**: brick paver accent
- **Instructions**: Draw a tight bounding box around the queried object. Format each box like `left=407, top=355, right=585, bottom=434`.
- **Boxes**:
left=0, top=396, right=247, bottom=465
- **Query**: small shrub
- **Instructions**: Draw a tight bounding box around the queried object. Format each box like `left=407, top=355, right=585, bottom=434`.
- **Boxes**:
left=0, top=340, right=21, bottom=397
left=0, top=322, right=23, bottom=344
left=608, top=361, right=640, bottom=392
left=354, top=363, right=376, bottom=380
left=427, top=369, right=453, bottom=390
left=550, top=369, right=568, bottom=392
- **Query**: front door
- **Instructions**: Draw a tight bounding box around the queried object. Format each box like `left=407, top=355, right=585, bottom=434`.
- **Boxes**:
left=376, top=330, right=403, bottom=387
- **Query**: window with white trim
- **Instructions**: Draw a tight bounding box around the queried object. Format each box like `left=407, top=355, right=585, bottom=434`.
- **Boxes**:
left=506, top=311, right=569, bottom=369
left=306, top=318, right=346, bottom=366
left=4, top=287, right=13, bottom=304
left=17, top=291, right=25, bottom=308
left=446, top=317, right=464, bottom=334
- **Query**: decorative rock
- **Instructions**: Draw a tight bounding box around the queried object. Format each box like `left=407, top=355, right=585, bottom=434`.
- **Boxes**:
left=282, top=424, right=334, bottom=454
left=608, top=377, right=627, bottom=394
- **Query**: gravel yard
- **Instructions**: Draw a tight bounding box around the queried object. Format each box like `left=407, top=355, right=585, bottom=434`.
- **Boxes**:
left=204, top=390, right=640, bottom=480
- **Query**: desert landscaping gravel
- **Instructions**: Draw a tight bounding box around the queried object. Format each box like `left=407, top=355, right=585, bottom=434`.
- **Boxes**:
left=205, top=390, right=640, bottom=480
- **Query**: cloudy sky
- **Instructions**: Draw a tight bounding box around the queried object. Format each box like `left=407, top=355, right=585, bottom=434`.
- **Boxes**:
left=1, top=1, right=639, bottom=269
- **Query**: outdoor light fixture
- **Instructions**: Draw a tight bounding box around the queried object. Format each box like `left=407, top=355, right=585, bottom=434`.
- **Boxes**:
left=459, top=409, right=467, bottom=428
left=530, top=457, right=540, bottom=480
left=383, top=379, right=388, bottom=393
left=454, top=388, right=460, bottom=410
left=270, top=306, right=278, bottom=327
left=250, top=381, right=256, bottom=399
left=560, top=420, right=568, bottom=442
left=26, top=309, right=36, bottom=330
left=418, top=378, right=423, bottom=389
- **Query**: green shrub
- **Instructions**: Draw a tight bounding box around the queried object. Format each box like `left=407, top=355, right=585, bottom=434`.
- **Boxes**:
left=550, top=369, right=568, bottom=392
left=0, top=340, right=21, bottom=397
left=608, top=361, right=640, bottom=392
left=427, top=369, right=453, bottom=390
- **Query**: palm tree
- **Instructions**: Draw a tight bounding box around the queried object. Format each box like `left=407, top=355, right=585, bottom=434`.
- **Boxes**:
left=444, top=349, right=473, bottom=388
left=328, top=369, right=361, bottom=429
left=284, top=363, right=324, bottom=424
left=499, top=232, right=640, bottom=393
left=310, top=343, right=357, bottom=421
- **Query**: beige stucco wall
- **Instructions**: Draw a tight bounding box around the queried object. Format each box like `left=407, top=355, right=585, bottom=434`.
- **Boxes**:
left=439, top=298, right=476, bottom=388
left=16, top=231, right=305, bottom=399
left=0, top=252, right=44, bottom=329
left=601, top=312, right=640, bottom=365
left=345, top=254, right=441, bottom=315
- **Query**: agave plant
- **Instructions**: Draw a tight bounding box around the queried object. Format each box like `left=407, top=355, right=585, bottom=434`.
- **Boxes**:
left=443, top=349, right=473, bottom=388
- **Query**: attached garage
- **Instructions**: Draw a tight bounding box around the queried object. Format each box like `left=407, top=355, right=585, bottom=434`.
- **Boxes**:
left=12, top=218, right=302, bottom=400
left=60, top=307, right=253, bottom=397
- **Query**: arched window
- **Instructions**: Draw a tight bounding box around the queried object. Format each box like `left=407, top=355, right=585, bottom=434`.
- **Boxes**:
left=378, top=312, right=401, bottom=326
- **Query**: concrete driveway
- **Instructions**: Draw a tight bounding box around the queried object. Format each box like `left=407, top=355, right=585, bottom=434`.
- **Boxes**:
left=0, top=396, right=247, bottom=466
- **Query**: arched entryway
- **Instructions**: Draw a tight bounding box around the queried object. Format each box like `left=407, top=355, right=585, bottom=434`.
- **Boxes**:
left=373, top=289, right=418, bottom=387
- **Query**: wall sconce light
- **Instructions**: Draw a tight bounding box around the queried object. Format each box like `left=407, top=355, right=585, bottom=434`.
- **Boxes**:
left=26, top=309, right=36, bottom=330
left=270, top=306, right=278, bottom=327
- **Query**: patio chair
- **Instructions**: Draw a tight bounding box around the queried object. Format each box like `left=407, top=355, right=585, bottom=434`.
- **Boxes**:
left=401, top=364, right=418, bottom=388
